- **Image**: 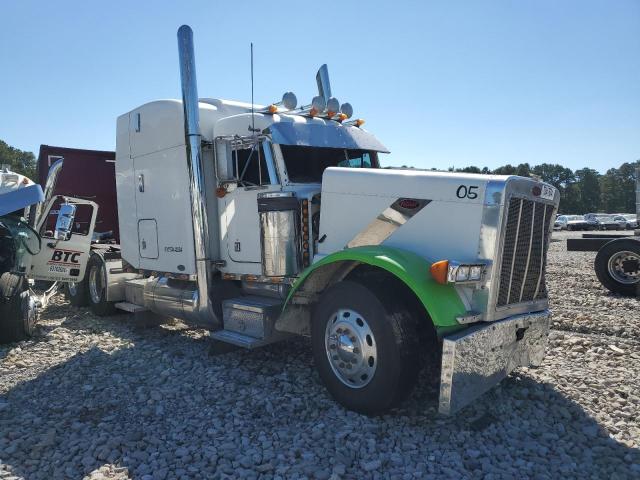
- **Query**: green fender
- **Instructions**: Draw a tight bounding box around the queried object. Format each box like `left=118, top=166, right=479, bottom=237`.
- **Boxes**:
left=286, top=245, right=467, bottom=334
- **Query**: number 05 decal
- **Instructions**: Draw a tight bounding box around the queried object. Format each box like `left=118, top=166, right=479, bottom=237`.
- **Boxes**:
left=456, top=185, right=479, bottom=199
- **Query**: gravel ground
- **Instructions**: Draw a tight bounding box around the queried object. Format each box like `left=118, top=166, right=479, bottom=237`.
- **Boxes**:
left=1, top=230, right=639, bottom=479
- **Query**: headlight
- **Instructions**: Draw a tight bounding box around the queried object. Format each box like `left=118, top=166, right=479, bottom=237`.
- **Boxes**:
left=456, top=266, right=470, bottom=282
left=446, top=261, right=487, bottom=285
left=469, top=265, right=483, bottom=281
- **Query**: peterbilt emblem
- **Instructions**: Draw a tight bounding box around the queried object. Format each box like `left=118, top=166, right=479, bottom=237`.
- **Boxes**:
left=399, top=199, right=420, bottom=209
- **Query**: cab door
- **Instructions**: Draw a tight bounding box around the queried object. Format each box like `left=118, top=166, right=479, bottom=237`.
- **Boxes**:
left=217, top=139, right=280, bottom=270
left=29, top=196, right=98, bottom=283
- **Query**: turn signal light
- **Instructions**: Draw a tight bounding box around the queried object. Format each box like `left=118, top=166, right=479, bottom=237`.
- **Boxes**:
left=430, top=260, right=449, bottom=285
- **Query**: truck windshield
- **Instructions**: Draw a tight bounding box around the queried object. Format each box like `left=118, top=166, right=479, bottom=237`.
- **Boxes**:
left=280, top=145, right=378, bottom=183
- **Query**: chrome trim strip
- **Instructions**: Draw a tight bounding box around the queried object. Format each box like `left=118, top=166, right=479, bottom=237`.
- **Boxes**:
left=505, top=198, right=523, bottom=305
left=518, top=201, right=536, bottom=302
left=533, top=204, right=547, bottom=299
left=346, top=198, right=430, bottom=248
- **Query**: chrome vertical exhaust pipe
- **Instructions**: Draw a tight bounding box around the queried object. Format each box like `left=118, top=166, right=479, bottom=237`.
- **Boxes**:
left=174, top=24, right=219, bottom=327
left=31, top=158, right=64, bottom=226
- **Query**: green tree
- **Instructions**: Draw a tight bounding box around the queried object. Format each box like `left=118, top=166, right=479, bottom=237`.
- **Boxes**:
left=574, top=168, right=601, bottom=213
left=492, top=164, right=517, bottom=175
left=600, top=161, right=640, bottom=213
left=0, top=140, right=37, bottom=180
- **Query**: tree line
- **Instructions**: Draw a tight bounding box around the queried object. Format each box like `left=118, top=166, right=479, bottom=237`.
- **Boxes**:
left=394, top=160, right=640, bottom=215
left=0, top=140, right=37, bottom=180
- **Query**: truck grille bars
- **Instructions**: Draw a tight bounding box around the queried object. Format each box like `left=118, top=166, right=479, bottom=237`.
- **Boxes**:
left=497, top=197, right=554, bottom=307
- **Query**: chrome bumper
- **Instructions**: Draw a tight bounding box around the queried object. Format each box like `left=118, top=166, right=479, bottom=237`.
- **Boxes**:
left=438, top=310, right=550, bottom=415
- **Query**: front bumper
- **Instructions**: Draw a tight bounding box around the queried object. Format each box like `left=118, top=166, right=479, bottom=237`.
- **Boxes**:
left=438, top=310, right=550, bottom=415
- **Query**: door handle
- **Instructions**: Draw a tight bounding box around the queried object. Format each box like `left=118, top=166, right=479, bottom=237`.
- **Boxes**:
left=138, top=174, right=145, bottom=192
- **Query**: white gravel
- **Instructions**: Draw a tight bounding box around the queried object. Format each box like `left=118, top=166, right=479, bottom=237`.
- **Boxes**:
left=1, top=230, right=639, bottom=479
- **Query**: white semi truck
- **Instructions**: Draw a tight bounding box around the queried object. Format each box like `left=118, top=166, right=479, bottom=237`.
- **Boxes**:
left=63, top=25, right=560, bottom=415
left=0, top=163, right=96, bottom=342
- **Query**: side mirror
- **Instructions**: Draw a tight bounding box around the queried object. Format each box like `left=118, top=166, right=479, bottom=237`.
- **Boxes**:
left=54, top=203, right=76, bottom=240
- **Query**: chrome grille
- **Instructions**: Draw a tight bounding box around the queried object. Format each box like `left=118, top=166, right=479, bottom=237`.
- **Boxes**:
left=497, top=198, right=554, bottom=307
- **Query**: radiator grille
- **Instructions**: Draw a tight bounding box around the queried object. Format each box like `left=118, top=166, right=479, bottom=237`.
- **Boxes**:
left=497, top=198, right=554, bottom=307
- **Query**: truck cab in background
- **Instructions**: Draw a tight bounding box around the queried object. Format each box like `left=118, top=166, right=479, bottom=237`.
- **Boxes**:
left=0, top=163, right=96, bottom=343
left=79, top=25, right=560, bottom=415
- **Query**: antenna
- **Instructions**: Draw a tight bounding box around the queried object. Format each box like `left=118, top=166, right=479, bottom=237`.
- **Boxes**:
left=250, top=42, right=255, bottom=135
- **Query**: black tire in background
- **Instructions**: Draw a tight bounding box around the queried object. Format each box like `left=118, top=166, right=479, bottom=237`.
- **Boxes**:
left=311, top=279, right=422, bottom=415
left=86, top=255, right=117, bottom=316
left=0, top=272, right=31, bottom=343
left=594, top=238, right=640, bottom=296
left=65, top=276, right=89, bottom=307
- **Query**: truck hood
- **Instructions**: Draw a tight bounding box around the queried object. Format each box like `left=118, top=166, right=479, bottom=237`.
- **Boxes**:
left=0, top=170, right=44, bottom=216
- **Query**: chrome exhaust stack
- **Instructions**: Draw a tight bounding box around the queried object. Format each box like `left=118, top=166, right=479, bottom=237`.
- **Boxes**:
left=144, top=25, right=218, bottom=327
left=31, top=158, right=64, bottom=226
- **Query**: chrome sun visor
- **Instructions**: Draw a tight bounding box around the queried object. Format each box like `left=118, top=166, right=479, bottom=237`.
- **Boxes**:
left=267, top=122, right=389, bottom=153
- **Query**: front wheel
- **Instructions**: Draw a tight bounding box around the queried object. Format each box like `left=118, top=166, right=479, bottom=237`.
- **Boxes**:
left=311, top=280, right=422, bottom=414
left=595, top=239, right=640, bottom=296
left=87, top=255, right=117, bottom=316
left=0, top=273, right=36, bottom=343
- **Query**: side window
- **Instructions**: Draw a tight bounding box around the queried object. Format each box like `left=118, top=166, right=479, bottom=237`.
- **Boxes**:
left=40, top=199, right=92, bottom=238
left=338, top=152, right=372, bottom=168
left=218, top=138, right=277, bottom=186
left=231, top=145, right=271, bottom=185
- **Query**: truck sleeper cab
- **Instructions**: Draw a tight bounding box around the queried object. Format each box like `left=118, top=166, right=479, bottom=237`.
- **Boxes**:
left=84, top=25, right=560, bottom=415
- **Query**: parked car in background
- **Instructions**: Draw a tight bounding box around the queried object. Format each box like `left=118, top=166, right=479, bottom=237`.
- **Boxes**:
left=613, top=214, right=638, bottom=230
left=554, top=215, right=590, bottom=231
left=584, top=213, right=622, bottom=230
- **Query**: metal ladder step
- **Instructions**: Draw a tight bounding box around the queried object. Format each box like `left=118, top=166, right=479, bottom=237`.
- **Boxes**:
left=115, top=301, right=148, bottom=313
left=209, top=329, right=287, bottom=349
left=211, top=295, right=288, bottom=348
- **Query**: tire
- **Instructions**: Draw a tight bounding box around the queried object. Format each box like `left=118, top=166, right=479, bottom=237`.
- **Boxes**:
left=65, top=276, right=89, bottom=307
left=311, top=280, right=422, bottom=415
left=87, top=255, right=117, bottom=316
left=594, top=239, right=640, bottom=296
left=0, top=273, right=34, bottom=343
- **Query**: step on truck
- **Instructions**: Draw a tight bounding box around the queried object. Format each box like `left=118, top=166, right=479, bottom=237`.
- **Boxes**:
left=0, top=162, right=97, bottom=343
left=73, top=25, right=560, bottom=414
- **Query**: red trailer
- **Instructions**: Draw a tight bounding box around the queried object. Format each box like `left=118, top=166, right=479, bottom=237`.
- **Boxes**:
left=37, top=145, right=118, bottom=242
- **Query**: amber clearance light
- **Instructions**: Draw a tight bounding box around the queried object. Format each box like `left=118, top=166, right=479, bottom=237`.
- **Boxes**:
left=430, top=260, right=449, bottom=285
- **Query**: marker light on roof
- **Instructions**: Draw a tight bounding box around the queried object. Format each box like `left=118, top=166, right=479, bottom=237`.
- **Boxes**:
left=340, top=102, right=353, bottom=119
left=345, top=118, right=365, bottom=127
left=266, top=91, right=298, bottom=114
left=281, top=91, right=297, bottom=110
left=309, top=96, right=326, bottom=117
left=326, top=97, right=340, bottom=118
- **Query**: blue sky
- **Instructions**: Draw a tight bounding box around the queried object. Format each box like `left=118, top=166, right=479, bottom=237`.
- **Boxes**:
left=1, top=0, right=638, bottom=172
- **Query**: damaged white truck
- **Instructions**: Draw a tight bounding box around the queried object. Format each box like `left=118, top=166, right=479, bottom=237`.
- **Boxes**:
left=60, top=26, right=560, bottom=414
left=0, top=163, right=96, bottom=342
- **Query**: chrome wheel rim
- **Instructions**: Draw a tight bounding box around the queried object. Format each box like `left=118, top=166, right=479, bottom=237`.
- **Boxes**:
left=20, top=292, right=38, bottom=336
left=89, top=264, right=105, bottom=303
left=325, top=308, right=377, bottom=388
left=607, top=250, right=640, bottom=285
